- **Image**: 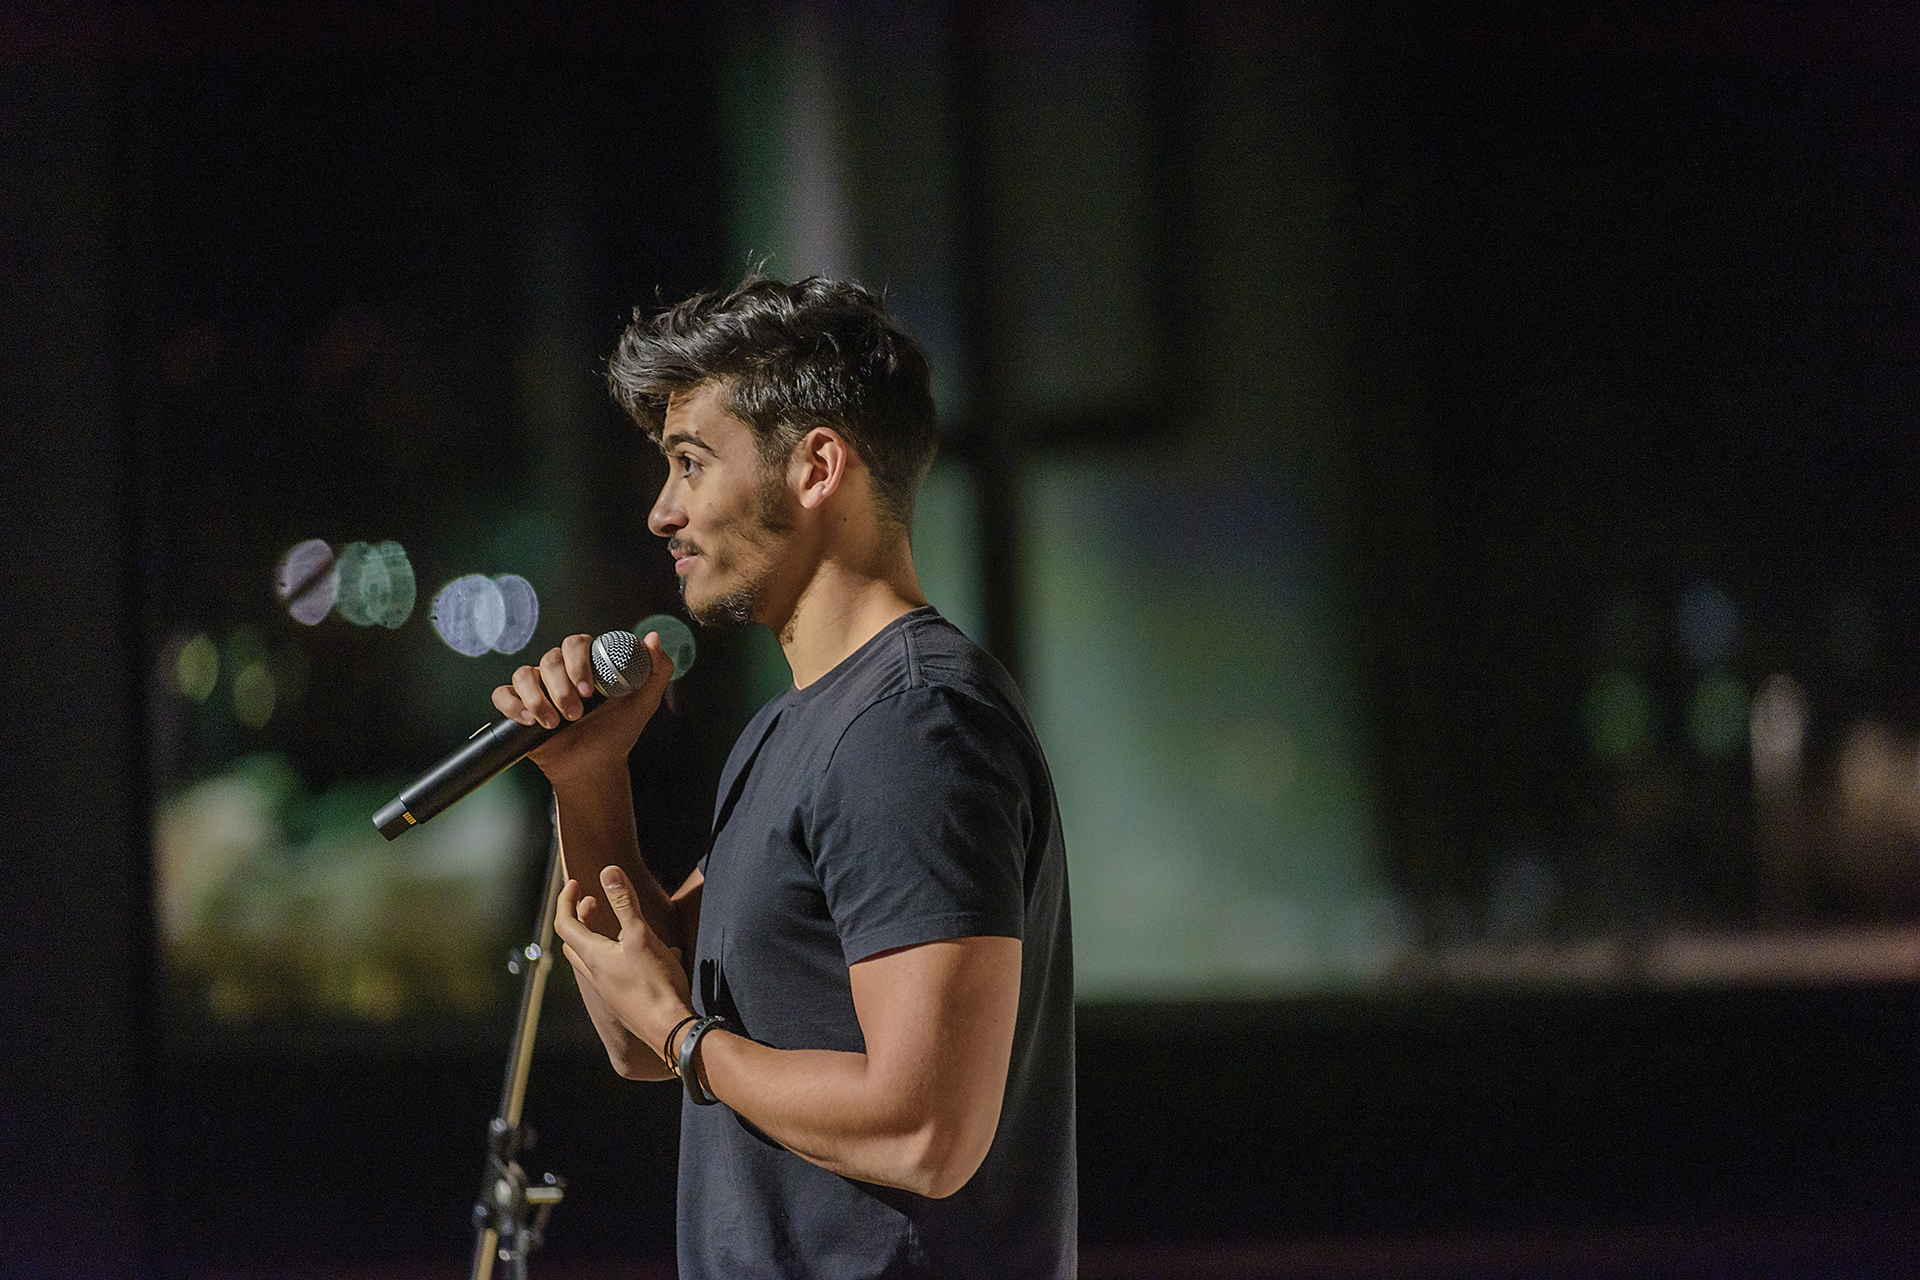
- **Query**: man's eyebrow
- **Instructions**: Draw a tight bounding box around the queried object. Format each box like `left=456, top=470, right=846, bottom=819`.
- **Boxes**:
left=660, top=429, right=715, bottom=454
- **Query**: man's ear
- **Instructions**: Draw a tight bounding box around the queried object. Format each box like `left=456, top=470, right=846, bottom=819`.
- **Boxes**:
left=790, top=426, right=850, bottom=510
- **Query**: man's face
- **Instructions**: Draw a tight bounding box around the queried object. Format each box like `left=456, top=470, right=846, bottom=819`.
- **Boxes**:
left=647, top=383, right=795, bottom=629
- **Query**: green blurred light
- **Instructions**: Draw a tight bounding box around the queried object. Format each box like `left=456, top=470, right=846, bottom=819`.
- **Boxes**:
left=334, top=540, right=416, bottom=628
left=636, top=613, right=697, bottom=680
left=1687, top=669, right=1748, bottom=759
left=1585, top=670, right=1653, bottom=761
left=176, top=633, right=219, bottom=702
left=232, top=659, right=276, bottom=728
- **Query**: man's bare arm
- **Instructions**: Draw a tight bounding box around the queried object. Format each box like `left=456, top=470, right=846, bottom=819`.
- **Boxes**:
left=493, top=631, right=702, bottom=1077
left=551, top=767, right=685, bottom=952
left=697, top=936, right=1021, bottom=1198
left=553, top=869, right=1020, bottom=1199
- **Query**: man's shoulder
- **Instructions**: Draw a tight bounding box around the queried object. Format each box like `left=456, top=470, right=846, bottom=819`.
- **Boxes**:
left=896, top=608, right=1038, bottom=725
left=860, top=611, right=1035, bottom=738
left=760, top=609, right=1039, bottom=783
left=899, top=608, right=1002, bottom=685
left=800, top=608, right=996, bottom=709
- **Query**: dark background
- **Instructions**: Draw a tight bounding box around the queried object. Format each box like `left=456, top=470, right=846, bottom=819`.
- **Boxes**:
left=8, top=3, right=1920, bottom=1276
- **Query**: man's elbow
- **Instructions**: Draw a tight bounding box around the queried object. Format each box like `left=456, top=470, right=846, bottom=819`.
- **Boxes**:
left=608, top=1046, right=672, bottom=1082
left=913, top=1155, right=986, bottom=1201
left=901, top=1112, right=998, bottom=1200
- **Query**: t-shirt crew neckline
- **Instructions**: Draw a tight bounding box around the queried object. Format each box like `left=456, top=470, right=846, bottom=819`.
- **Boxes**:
left=784, top=604, right=938, bottom=706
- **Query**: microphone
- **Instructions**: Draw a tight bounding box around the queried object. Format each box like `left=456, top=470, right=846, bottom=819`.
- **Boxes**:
left=371, top=630, right=649, bottom=840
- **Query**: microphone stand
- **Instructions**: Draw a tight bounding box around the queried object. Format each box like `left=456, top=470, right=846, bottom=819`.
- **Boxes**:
left=470, top=806, right=568, bottom=1280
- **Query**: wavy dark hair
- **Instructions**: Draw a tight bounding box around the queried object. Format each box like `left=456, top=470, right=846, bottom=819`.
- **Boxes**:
left=606, top=274, right=939, bottom=534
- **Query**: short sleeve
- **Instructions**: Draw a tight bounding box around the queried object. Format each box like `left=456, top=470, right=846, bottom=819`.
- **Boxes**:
left=808, top=686, right=1033, bottom=966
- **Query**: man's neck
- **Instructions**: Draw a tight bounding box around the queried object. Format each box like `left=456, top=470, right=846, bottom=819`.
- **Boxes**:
left=771, top=548, right=926, bottom=689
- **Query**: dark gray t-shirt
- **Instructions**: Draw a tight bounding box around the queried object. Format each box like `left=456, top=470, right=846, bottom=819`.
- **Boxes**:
left=676, top=607, right=1076, bottom=1278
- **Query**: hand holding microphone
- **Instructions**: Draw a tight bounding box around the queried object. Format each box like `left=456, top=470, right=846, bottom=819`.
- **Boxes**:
left=372, top=629, right=675, bottom=839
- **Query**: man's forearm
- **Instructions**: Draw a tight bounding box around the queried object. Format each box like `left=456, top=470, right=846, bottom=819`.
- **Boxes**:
left=551, top=764, right=688, bottom=1077
left=552, top=766, right=684, bottom=953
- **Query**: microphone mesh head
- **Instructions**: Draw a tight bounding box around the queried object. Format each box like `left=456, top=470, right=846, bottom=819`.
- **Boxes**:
left=590, top=630, right=648, bottom=697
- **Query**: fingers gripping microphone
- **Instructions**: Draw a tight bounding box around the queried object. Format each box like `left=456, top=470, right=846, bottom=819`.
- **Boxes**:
left=371, top=631, right=649, bottom=840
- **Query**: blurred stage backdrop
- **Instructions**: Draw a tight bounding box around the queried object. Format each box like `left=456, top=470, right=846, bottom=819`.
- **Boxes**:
left=11, top=1, right=1920, bottom=1276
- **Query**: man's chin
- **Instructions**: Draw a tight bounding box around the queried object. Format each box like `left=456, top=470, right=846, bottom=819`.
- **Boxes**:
left=681, top=581, right=757, bottom=630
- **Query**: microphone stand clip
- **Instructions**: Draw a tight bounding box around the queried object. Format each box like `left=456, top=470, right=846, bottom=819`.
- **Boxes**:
left=473, top=1113, right=564, bottom=1279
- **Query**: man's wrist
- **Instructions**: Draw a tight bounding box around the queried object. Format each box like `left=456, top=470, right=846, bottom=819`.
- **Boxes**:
left=662, top=1013, right=699, bottom=1068
left=677, top=1015, right=728, bottom=1105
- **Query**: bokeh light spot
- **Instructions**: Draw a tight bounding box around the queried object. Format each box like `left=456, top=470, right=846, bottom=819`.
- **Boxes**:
left=1584, top=670, right=1653, bottom=761
left=275, top=539, right=338, bottom=626
left=232, top=659, right=276, bottom=728
left=637, top=613, right=697, bottom=680
left=1751, top=673, right=1810, bottom=787
left=431, top=574, right=506, bottom=657
left=176, top=633, right=219, bottom=702
left=1686, top=669, right=1748, bottom=759
left=491, top=575, right=539, bottom=654
left=1677, top=581, right=1739, bottom=667
left=335, top=540, right=416, bottom=629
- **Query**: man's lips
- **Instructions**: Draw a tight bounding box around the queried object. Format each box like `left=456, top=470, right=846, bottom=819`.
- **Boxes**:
left=669, top=541, right=698, bottom=574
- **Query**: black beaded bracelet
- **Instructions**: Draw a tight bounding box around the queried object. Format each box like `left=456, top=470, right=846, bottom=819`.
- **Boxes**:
left=662, top=1014, right=698, bottom=1072
left=676, top=1014, right=727, bottom=1106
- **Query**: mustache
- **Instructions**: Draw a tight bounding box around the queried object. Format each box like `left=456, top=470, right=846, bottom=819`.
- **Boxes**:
left=668, top=537, right=699, bottom=557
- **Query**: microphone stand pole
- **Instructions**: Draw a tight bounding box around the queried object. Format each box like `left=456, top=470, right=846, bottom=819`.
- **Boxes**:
left=470, top=806, right=568, bottom=1280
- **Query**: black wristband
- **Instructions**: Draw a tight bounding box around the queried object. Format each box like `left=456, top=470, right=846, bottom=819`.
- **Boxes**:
left=677, top=1014, right=727, bottom=1106
left=662, top=1014, right=698, bottom=1071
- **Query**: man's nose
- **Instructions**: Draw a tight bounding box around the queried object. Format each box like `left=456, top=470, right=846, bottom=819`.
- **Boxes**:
left=648, top=479, right=684, bottom=538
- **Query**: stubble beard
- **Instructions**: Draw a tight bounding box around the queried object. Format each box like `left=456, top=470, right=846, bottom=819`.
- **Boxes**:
left=684, top=571, right=765, bottom=629
left=680, top=466, right=795, bottom=630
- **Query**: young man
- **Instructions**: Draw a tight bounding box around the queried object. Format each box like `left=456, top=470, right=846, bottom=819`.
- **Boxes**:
left=492, top=277, right=1075, bottom=1277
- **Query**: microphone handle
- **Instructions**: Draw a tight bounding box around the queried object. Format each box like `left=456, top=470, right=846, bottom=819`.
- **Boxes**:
left=372, top=691, right=605, bottom=839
